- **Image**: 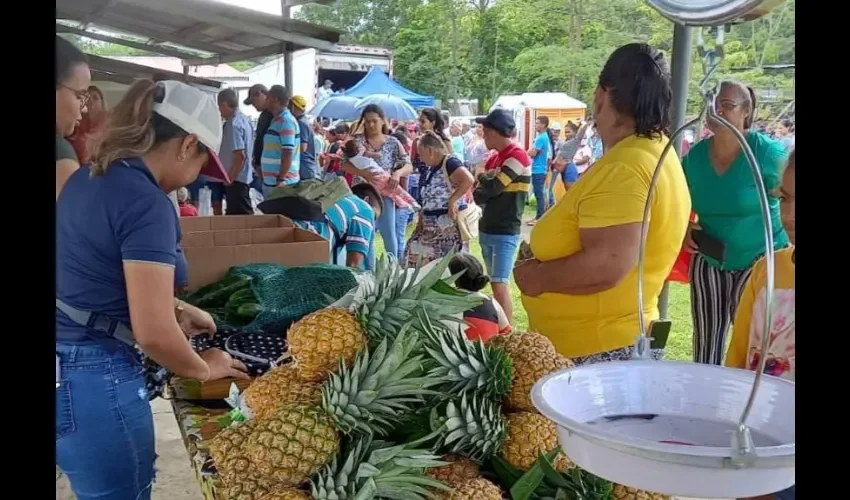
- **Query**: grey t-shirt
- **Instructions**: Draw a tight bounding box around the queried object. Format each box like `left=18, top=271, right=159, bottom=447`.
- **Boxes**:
left=298, top=117, right=318, bottom=180
left=557, top=136, right=582, bottom=162
left=56, top=136, right=78, bottom=162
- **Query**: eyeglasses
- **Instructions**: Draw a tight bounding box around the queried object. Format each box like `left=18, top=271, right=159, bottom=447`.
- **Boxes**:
left=716, top=99, right=744, bottom=111
left=60, top=84, right=90, bottom=107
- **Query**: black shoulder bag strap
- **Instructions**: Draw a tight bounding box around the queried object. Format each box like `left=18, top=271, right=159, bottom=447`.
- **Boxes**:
left=55, top=298, right=136, bottom=347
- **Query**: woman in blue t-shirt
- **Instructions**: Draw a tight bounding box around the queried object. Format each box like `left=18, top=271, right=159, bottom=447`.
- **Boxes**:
left=56, top=79, right=249, bottom=500
left=682, top=80, right=789, bottom=366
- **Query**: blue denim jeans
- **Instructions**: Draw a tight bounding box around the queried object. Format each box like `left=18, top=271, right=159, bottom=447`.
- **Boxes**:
left=479, top=232, right=521, bottom=284
left=531, top=173, right=548, bottom=219
left=395, top=207, right=412, bottom=259
left=368, top=197, right=401, bottom=268
left=56, top=343, right=155, bottom=500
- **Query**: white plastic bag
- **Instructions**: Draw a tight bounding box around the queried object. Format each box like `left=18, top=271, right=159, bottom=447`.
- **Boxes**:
left=250, top=187, right=264, bottom=214
left=198, top=186, right=213, bottom=217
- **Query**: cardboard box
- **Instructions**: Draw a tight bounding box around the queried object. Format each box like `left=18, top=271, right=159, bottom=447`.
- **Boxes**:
left=180, top=215, right=329, bottom=290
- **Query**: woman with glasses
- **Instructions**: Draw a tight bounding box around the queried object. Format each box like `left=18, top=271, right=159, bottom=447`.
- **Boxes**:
left=682, top=80, right=789, bottom=366
left=56, top=36, right=91, bottom=199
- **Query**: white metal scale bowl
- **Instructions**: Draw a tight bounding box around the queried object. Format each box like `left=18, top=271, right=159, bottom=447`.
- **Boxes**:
left=531, top=361, right=795, bottom=498
left=531, top=3, right=794, bottom=497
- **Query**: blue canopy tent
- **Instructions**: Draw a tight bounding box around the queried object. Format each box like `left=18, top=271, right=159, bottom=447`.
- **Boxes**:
left=342, top=66, right=435, bottom=108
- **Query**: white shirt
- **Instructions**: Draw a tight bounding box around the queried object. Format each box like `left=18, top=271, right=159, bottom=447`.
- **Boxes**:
left=348, top=153, right=383, bottom=175
left=317, top=87, right=333, bottom=102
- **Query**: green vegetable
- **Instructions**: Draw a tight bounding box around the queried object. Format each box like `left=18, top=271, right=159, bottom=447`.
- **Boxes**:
left=184, top=274, right=252, bottom=308
left=235, top=303, right=262, bottom=319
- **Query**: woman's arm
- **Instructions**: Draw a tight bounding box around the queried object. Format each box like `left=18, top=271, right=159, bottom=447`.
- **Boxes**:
left=124, top=262, right=210, bottom=380
left=448, top=166, right=474, bottom=208
left=341, top=160, right=375, bottom=184
left=56, top=159, right=80, bottom=200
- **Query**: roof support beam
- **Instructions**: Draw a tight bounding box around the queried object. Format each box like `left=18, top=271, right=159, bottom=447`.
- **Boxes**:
left=135, top=0, right=337, bottom=51
left=182, top=43, right=286, bottom=67
left=56, top=24, right=203, bottom=60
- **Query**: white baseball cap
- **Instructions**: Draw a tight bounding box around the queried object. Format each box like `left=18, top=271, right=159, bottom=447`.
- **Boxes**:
left=152, top=80, right=229, bottom=183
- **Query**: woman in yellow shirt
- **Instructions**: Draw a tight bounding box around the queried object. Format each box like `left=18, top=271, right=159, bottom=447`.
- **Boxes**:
left=725, top=150, right=795, bottom=500
left=726, top=149, right=795, bottom=380
left=514, top=43, right=692, bottom=364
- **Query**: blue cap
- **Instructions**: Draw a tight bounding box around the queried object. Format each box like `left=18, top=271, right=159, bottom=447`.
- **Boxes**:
left=476, top=108, right=516, bottom=137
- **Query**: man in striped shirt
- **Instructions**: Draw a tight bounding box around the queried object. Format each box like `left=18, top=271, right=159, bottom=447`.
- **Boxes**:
left=260, top=85, right=300, bottom=195
left=290, top=183, right=383, bottom=269
left=473, top=109, right=532, bottom=323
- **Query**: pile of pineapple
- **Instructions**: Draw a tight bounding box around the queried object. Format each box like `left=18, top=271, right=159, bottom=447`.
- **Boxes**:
left=208, top=254, right=670, bottom=500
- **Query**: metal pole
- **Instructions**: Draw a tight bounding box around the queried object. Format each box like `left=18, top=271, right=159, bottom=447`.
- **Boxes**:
left=281, top=1, right=293, bottom=92
left=659, top=22, right=693, bottom=319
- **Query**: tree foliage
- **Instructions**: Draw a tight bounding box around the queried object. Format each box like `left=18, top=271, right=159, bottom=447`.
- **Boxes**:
left=297, top=0, right=795, bottom=114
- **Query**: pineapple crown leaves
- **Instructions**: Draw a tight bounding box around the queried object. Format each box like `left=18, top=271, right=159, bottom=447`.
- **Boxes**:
left=420, top=312, right=513, bottom=400
left=311, top=434, right=450, bottom=500
left=353, top=252, right=484, bottom=347
left=322, top=327, right=446, bottom=436
left=431, top=392, right=507, bottom=462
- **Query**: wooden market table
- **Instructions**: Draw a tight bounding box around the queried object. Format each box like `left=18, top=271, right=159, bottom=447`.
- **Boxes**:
left=166, top=377, right=251, bottom=500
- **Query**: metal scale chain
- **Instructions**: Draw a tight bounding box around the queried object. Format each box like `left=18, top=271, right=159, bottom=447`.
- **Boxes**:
left=632, top=25, right=777, bottom=467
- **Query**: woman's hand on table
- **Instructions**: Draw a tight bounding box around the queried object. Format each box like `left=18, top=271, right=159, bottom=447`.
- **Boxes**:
left=514, top=258, right=544, bottom=297
left=683, top=221, right=701, bottom=253
left=177, top=301, right=218, bottom=339
left=199, top=348, right=250, bottom=381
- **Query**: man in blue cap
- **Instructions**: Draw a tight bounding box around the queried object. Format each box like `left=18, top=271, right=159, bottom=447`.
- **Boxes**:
left=473, top=108, right=531, bottom=324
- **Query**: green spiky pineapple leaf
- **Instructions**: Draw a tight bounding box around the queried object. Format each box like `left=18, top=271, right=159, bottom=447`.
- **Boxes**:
left=322, top=327, right=444, bottom=436
left=420, top=311, right=512, bottom=401
left=312, top=434, right=449, bottom=500
left=431, top=392, right=506, bottom=462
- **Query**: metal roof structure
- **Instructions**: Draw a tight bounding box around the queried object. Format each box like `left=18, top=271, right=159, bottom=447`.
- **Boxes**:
left=86, top=54, right=224, bottom=89
left=56, top=0, right=343, bottom=67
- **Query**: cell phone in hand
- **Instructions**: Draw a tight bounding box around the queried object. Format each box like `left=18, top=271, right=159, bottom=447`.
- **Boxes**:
left=648, top=319, right=672, bottom=350
left=692, top=229, right=726, bottom=264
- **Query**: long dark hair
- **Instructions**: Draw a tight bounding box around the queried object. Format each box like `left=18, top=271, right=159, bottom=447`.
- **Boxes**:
left=56, top=36, right=88, bottom=87
left=449, top=253, right=490, bottom=292
left=537, top=115, right=555, bottom=158
left=598, top=43, right=671, bottom=140
left=420, top=107, right=451, bottom=145
left=355, top=104, right=390, bottom=136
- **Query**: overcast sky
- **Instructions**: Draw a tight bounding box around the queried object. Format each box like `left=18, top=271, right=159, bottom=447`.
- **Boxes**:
left=212, top=0, right=303, bottom=16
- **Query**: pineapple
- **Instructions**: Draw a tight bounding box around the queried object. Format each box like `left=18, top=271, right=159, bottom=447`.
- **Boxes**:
left=421, top=314, right=513, bottom=400
left=490, top=331, right=573, bottom=412
left=288, top=307, right=366, bottom=382
left=211, top=329, right=438, bottom=488
left=505, top=350, right=574, bottom=412
left=612, top=484, right=671, bottom=500
left=244, top=405, right=340, bottom=487
left=286, top=253, right=482, bottom=382
left=425, top=454, right=480, bottom=489
left=432, top=392, right=507, bottom=461
left=501, top=412, right=572, bottom=472
left=209, top=419, right=259, bottom=485
left=224, top=475, right=309, bottom=500
left=311, top=435, right=449, bottom=499
left=441, top=477, right=503, bottom=499
left=488, top=331, right=557, bottom=357
left=243, top=364, right=322, bottom=419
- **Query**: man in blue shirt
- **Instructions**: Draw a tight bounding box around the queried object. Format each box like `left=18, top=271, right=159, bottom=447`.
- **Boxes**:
left=289, top=94, right=319, bottom=180
left=527, top=116, right=552, bottom=223
left=289, top=183, right=383, bottom=269
left=261, top=85, right=300, bottom=195
left=218, top=88, right=255, bottom=215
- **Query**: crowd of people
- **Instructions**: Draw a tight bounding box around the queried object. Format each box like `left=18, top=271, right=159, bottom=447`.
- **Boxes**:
left=56, top=31, right=795, bottom=500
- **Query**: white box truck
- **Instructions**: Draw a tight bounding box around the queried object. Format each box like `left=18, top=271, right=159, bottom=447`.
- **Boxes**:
left=242, top=44, right=393, bottom=115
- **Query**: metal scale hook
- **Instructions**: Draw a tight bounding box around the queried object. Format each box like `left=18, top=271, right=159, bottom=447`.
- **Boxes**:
left=632, top=26, right=778, bottom=466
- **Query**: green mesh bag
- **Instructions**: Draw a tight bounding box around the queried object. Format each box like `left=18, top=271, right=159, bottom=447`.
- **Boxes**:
left=203, top=263, right=358, bottom=334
